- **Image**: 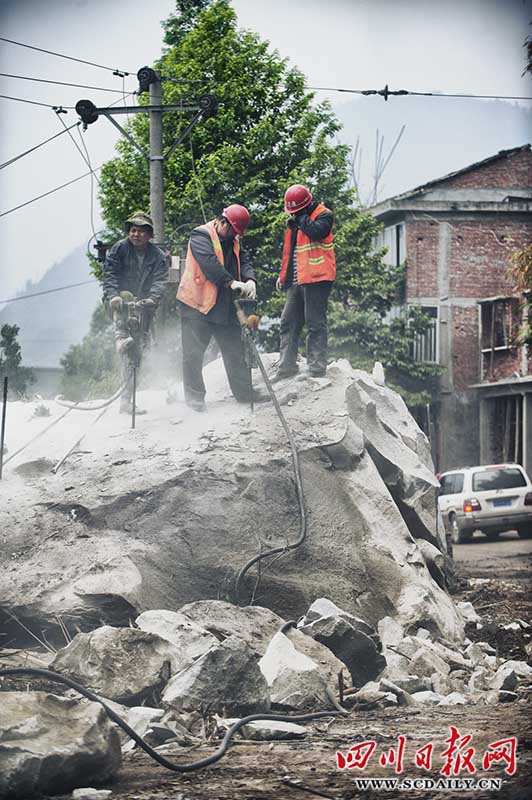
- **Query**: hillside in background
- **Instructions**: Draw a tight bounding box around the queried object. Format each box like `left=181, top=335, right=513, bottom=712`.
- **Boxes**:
left=0, top=246, right=101, bottom=368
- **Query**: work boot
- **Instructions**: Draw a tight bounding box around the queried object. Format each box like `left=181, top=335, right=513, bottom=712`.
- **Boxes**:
left=186, top=398, right=207, bottom=413
left=119, top=399, right=147, bottom=415
left=270, top=368, right=298, bottom=383
left=237, top=389, right=271, bottom=404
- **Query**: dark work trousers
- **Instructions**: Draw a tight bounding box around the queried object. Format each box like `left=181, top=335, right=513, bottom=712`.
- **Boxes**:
left=278, top=282, right=332, bottom=375
left=181, top=314, right=252, bottom=403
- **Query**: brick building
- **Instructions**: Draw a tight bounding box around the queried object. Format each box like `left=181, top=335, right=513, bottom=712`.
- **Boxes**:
left=369, top=145, right=532, bottom=475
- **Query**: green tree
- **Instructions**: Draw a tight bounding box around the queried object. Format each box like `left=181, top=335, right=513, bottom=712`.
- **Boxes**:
left=0, top=324, right=35, bottom=398
left=60, top=305, right=119, bottom=400
left=94, top=0, right=438, bottom=404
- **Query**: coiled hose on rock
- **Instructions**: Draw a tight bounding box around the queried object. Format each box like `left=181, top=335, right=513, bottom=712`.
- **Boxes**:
left=0, top=667, right=347, bottom=773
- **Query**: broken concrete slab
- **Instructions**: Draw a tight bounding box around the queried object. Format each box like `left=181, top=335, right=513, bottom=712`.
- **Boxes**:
left=0, top=692, right=121, bottom=800
left=411, top=690, right=443, bottom=705
left=179, top=600, right=346, bottom=691
left=224, top=718, right=307, bottom=741
left=298, top=597, right=385, bottom=685
left=51, top=626, right=178, bottom=705
left=135, top=609, right=218, bottom=672
left=163, top=635, right=270, bottom=716
left=410, top=647, right=450, bottom=679
left=489, top=667, right=519, bottom=692
left=259, top=631, right=332, bottom=711
left=384, top=674, right=432, bottom=694
left=438, top=692, right=468, bottom=706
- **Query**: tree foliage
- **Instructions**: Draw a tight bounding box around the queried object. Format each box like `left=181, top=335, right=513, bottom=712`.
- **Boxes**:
left=95, top=0, right=439, bottom=404
left=0, top=324, right=35, bottom=398
left=60, top=306, right=120, bottom=400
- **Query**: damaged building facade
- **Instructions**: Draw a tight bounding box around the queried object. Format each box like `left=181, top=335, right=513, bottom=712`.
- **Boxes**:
left=370, top=145, right=532, bottom=474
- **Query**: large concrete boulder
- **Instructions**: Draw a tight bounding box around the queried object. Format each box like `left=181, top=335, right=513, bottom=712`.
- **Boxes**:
left=0, top=357, right=463, bottom=648
left=51, top=625, right=179, bottom=705
left=346, top=370, right=446, bottom=553
left=0, top=692, right=121, bottom=799
left=162, top=635, right=270, bottom=716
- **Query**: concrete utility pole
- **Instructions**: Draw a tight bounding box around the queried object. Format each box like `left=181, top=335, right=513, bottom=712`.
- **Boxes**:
left=149, top=74, right=165, bottom=247
left=75, top=68, right=217, bottom=252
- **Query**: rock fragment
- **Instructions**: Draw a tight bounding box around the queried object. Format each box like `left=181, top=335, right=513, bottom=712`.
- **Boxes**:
left=0, top=692, right=121, bottom=799
left=259, top=632, right=332, bottom=711
left=163, top=635, right=270, bottom=716
left=51, top=626, right=179, bottom=705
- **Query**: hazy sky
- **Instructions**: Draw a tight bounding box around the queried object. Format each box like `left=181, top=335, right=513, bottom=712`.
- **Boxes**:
left=1, top=0, right=531, bottom=300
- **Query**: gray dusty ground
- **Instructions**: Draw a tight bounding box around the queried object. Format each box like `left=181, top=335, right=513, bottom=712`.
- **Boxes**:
left=454, top=530, right=532, bottom=582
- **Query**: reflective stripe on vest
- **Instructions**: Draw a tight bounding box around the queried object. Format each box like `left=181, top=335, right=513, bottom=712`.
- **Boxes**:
left=279, top=203, right=336, bottom=285
left=176, top=221, right=240, bottom=314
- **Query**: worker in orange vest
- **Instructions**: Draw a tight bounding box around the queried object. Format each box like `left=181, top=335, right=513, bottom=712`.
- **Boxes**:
left=273, top=184, right=336, bottom=380
left=177, top=204, right=269, bottom=412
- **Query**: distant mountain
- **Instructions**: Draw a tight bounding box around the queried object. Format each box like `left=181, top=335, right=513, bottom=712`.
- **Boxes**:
left=333, top=96, right=532, bottom=205
left=0, top=246, right=101, bottom=367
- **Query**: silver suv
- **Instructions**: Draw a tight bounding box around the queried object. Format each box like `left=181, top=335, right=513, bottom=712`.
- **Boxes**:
left=438, top=463, right=532, bottom=543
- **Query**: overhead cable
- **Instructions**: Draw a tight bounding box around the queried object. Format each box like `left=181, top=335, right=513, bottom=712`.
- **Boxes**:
left=0, top=72, right=133, bottom=93
left=0, top=280, right=97, bottom=305
left=307, top=84, right=532, bottom=101
left=0, top=93, right=72, bottom=109
left=0, top=122, right=80, bottom=170
left=0, top=36, right=132, bottom=76
left=0, top=167, right=102, bottom=219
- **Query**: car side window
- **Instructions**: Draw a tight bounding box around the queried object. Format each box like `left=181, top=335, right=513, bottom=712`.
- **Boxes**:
left=453, top=473, right=464, bottom=493
left=440, top=473, right=461, bottom=495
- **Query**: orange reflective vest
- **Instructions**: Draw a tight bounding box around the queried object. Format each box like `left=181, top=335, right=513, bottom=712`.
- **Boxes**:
left=177, top=221, right=241, bottom=314
left=279, top=202, right=336, bottom=286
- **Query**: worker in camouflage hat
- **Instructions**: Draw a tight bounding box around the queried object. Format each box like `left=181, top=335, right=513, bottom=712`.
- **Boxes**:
left=102, top=211, right=168, bottom=414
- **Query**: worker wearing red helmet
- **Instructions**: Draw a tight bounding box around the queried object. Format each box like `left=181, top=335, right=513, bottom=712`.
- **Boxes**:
left=177, top=205, right=268, bottom=412
left=274, top=184, right=336, bottom=380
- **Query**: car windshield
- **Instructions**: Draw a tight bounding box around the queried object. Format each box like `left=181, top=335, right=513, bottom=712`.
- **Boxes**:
left=472, top=468, right=527, bottom=492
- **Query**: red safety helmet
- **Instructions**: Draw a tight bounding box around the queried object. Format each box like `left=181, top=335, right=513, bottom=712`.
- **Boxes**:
left=284, top=184, right=313, bottom=214
left=222, top=204, right=250, bottom=236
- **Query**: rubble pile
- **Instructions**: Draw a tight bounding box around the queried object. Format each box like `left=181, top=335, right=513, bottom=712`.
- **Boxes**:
left=2, top=596, right=532, bottom=798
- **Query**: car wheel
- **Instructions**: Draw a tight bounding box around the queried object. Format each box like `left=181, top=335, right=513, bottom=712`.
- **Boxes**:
left=482, top=530, right=500, bottom=540
left=450, top=514, right=472, bottom=544
left=516, top=525, right=532, bottom=539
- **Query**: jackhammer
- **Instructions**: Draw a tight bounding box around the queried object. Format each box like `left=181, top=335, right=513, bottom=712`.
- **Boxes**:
left=113, top=291, right=153, bottom=428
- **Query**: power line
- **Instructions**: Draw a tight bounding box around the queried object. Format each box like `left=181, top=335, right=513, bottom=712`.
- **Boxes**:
left=0, top=280, right=98, bottom=305
left=0, top=72, right=133, bottom=94
left=0, top=166, right=102, bottom=219
left=0, top=93, right=72, bottom=109
left=0, top=122, right=80, bottom=170
left=0, top=36, right=132, bottom=76
left=307, top=84, right=532, bottom=101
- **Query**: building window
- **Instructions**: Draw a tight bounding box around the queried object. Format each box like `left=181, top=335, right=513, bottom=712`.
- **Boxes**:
left=374, top=223, right=405, bottom=267
left=410, top=305, right=439, bottom=363
left=480, top=297, right=518, bottom=351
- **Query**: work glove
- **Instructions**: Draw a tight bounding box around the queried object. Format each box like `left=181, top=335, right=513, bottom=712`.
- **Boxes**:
left=230, top=280, right=247, bottom=294
left=242, top=280, right=257, bottom=300
left=109, top=296, right=123, bottom=312
left=295, top=212, right=309, bottom=230
left=276, top=277, right=283, bottom=291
